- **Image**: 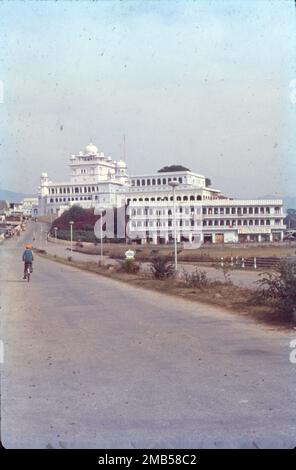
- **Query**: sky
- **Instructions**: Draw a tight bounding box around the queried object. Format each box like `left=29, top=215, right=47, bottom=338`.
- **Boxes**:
left=0, top=0, right=295, bottom=198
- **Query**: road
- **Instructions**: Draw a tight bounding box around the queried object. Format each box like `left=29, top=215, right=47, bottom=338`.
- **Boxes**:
left=35, top=222, right=261, bottom=289
left=0, top=225, right=296, bottom=448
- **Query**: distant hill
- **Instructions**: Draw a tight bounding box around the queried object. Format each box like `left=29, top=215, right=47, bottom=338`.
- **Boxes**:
left=260, top=195, right=296, bottom=211
left=0, top=189, right=36, bottom=203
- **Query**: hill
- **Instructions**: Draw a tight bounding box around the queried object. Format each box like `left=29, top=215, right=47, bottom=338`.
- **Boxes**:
left=0, top=188, right=36, bottom=203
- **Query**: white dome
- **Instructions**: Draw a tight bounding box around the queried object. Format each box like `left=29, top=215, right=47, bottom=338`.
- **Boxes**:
left=84, top=143, right=98, bottom=155
left=116, top=160, right=127, bottom=168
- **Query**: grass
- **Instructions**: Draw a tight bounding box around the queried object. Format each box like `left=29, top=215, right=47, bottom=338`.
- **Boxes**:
left=34, top=249, right=295, bottom=329
left=67, top=241, right=295, bottom=260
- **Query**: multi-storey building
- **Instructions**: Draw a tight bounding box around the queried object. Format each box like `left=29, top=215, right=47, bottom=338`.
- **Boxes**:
left=38, top=142, right=286, bottom=244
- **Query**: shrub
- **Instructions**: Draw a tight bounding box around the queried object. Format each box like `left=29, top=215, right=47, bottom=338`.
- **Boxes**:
left=118, top=259, right=140, bottom=274
left=256, top=260, right=296, bottom=321
left=182, top=268, right=209, bottom=288
left=150, top=256, right=174, bottom=279
left=221, top=266, right=233, bottom=285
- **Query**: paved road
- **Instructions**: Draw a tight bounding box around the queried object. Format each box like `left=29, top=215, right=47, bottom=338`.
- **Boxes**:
left=1, top=226, right=296, bottom=448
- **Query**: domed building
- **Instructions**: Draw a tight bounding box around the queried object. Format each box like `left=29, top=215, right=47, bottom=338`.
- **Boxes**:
left=38, top=142, right=129, bottom=216
left=84, top=143, right=98, bottom=155
left=38, top=142, right=285, bottom=245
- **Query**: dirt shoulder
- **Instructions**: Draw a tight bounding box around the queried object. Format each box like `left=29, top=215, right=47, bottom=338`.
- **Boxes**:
left=34, top=249, right=295, bottom=330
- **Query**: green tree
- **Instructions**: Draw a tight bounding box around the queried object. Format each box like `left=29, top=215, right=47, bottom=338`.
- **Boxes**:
left=158, top=165, right=190, bottom=173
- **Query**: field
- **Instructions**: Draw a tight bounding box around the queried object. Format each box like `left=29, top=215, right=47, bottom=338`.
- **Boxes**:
left=71, top=241, right=295, bottom=262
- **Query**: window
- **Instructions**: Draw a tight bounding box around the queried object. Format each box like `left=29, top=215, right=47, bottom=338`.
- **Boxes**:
left=260, top=220, right=265, bottom=225
left=162, top=178, right=166, bottom=184
left=152, top=179, right=156, bottom=185
left=231, top=208, right=236, bottom=214
left=220, top=208, right=224, bottom=214
left=226, top=208, right=230, bottom=214
left=178, top=177, right=183, bottom=183
left=243, top=220, right=248, bottom=226
left=214, top=208, right=218, bottom=215
left=157, top=178, right=161, bottom=185
left=147, top=179, right=151, bottom=186
left=142, top=179, right=146, bottom=186
left=137, top=180, right=140, bottom=186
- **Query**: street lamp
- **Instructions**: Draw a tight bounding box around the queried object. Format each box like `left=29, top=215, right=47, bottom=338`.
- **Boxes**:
left=54, top=226, right=58, bottom=241
left=69, top=221, right=74, bottom=257
left=168, top=180, right=179, bottom=271
left=97, top=209, right=104, bottom=265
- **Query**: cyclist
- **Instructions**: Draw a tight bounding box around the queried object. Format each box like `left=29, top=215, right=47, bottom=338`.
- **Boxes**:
left=23, top=243, right=34, bottom=279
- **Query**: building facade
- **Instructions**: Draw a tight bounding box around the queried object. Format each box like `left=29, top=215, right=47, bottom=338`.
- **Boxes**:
left=38, top=142, right=286, bottom=244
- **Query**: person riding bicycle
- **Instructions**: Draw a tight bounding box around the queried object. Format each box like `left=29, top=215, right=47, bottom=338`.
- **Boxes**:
left=23, top=244, right=34, bottom=279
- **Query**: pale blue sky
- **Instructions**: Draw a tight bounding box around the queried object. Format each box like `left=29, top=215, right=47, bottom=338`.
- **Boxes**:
left=0, top=0, right=295, bottom=197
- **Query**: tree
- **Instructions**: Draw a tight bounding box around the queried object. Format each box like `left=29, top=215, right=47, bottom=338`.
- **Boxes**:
left=256, top=260, right=296, bottom=322
left=284, top=208, right=296, bottom=230
left=205, top=177, right=211, bottom=187
left=158, top=165, right=190, bottom=173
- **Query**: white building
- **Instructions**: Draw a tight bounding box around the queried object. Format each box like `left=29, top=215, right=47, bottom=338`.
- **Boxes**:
left=38, top=142, right=286, bottom=244
left=38, top=143, right=128, bottom=217
left=21, top=197, right=39, bottom=217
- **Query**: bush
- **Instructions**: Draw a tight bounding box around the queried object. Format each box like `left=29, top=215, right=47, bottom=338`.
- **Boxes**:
left=150, top=256, right=174, bottom=279
left=118, top=259, right=140, bottom=274
left=256, top=260, right=296, bottom=321
left=221, top=266, right=233, bottom=285
left=182, top=268, right=209, bottom=288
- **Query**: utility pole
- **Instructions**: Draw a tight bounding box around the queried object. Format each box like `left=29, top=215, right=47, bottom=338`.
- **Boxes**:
left=168, top=180, right=179, bottom=272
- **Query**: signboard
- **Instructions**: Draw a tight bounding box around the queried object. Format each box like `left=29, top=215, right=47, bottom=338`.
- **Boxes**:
left=238, top=227, right=271, bottom=234
left=224, top=231, right=238, bottom=243
left=125, top=249, right=136, bottom=260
